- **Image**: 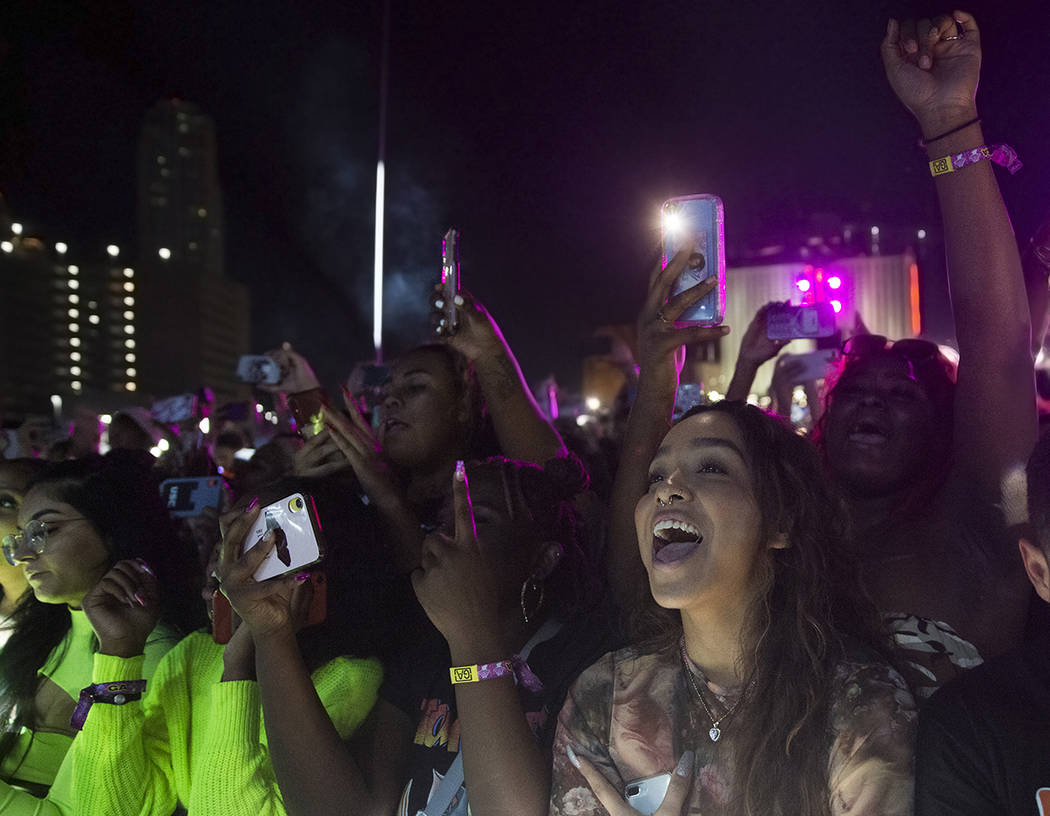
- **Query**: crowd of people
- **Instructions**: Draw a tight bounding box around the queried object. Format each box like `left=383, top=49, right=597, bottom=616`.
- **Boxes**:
left=0, top=12, right=1047, bottom=816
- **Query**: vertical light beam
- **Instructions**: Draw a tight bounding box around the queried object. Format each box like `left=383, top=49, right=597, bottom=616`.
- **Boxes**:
left=373, top=160, right=385, bottom=360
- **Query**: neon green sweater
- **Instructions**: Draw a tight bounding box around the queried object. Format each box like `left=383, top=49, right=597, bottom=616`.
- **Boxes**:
left=0, top=609, right=180, bottom=815
left=68, top=631, right=381, bottom=816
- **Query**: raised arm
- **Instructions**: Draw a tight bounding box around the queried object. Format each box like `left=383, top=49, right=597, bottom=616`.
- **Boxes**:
left=436, top=290, right=566, bottom=464
left=882, top=12, right=1035, bottom=498
left=606, top=252, right=729, bottom=606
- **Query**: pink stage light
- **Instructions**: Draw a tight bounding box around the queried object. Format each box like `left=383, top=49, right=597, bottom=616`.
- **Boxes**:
left=827, top=275, right=842, bottom=290
left=796, top=279, right=812, bottom=292
left=830, top=300, right=843, bottom=313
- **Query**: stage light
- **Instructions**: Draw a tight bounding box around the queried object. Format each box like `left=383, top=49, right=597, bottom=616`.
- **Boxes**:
left=827, top=276, right=842, bottom=290
left=796, top=279, right=811, bottom=293
left=830, top=300, right=843, bottom=314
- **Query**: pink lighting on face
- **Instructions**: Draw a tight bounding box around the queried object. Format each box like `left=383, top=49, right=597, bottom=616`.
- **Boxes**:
left=827, top=275, right=842, bottom=290
left=830, top=300, right=843, bottom=314
left=796, top=279, right=812, bottom=292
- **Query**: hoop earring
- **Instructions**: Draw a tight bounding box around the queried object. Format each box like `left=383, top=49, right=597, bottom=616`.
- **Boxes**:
left=519, top=575, right=544, bottom=624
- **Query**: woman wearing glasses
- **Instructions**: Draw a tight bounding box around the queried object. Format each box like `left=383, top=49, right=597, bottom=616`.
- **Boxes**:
left=0, top=454, right=202, bottom=812
left=0, top=460, right=45, bottom=648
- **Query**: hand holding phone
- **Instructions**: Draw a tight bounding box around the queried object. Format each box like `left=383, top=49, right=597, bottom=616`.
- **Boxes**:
left=438, top=228, right=461, bottom=335
left=766, top=303, right=836, bottom=340
left=236, top=354, right=282, bottom=385
left=661, top=195, right=726, bottom=327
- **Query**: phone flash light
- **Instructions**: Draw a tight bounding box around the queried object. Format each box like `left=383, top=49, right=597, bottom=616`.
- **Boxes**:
left=661, top=211, right=684, bottom=235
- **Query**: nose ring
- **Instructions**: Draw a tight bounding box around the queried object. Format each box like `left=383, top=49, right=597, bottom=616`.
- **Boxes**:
left=656, top=494, right=679, bottom=508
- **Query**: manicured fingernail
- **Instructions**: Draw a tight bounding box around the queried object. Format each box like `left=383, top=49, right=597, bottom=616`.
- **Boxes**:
left=247, top=496, right=259, bottom=511
left=566, top=744, right=581, bottom=769
left=295, top=572, right=310, bottom=582
left=455, top=460, right=466, bottom=481
left=136, top=559, right=155, bottom=576
left=435, top=299, right=444, bottom=309
left=453, top=295, right=464, bottom=306
left=134, top=592, right=147, bottom=608
left=676, top=750, right=694, bottom=776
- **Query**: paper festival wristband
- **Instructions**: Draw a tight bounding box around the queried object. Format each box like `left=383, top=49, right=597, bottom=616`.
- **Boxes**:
left=929, top=143, right=1022, bottom=177
left=70, top=680, right=146, bottom=730
left=450, top=655, right=543, bottom=692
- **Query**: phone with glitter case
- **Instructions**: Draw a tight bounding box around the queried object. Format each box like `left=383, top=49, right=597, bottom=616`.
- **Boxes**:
left=440, top=228, right=461, bottom=334
left=660, top=194, right=725, bottom=326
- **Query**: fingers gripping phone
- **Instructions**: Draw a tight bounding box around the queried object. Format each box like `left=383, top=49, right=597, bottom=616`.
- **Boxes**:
left=212, top=572, right=326, bottom=644
left=441, top=228, right=461, bottom=333
left=236, top=354, right=282, bottom=385
left=247, top=494, right=325, bottom=582
left=625, top=773, right=671, bottom=815
left=661, top=194, right=726, bottom=326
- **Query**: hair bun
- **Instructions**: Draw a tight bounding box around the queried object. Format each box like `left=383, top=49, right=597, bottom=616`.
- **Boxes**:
left=540, top=453, right=590, bottom=501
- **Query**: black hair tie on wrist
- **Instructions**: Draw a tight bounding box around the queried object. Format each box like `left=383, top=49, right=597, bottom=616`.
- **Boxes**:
left=919, top=116, right=982, bottom=149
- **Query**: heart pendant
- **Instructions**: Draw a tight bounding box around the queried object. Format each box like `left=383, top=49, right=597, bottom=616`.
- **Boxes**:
left=709, top=726, right=721, bottom=742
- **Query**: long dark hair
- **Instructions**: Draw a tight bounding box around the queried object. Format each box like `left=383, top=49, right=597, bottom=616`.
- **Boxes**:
left=0, top=452, right=204, bottom=769
left=632, top=401, right=891, bottom=816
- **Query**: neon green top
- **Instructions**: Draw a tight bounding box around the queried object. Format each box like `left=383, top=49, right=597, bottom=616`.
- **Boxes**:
left=69, top=631, right=382, bottom=816
left=0, top=609, right=180, bottom=814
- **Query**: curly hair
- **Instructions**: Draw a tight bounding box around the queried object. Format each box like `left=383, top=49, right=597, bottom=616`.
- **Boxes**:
left=631, top=401, right=891, bottom=816
left=0, top=452, right=205, bottom=770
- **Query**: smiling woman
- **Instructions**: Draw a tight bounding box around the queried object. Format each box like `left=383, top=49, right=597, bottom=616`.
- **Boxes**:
left=551, top=402, right=916, bottom=816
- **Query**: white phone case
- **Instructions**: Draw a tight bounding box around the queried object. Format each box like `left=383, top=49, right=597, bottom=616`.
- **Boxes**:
left=245, top=493, right=324, bottom=581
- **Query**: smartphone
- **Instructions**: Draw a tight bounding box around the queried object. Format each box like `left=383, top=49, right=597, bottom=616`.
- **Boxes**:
left=779, top=349, right=839, bottom=384
left=245, top=493, right=325, bottom=582
left=766, top=303, right=836, bottom=340
left=672, top=382, right=704, bottom=421
left=152, top=393, right=198, bottom=424
left=211, top=572, right=326, bottom=644
left=624, top=773, right=671, bottom=815
left=441, top=228, right=461, bottom=333
left=288, top=390, right=327, bottom=439
left=159, top=477, right=224, bottom=518
left=236, top=355, right=282, bottom=385
left=660, top=195, right=726, bottom=326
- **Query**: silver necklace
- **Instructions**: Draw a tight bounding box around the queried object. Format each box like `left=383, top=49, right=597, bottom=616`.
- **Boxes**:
left=679, top=641, right=751, bottom=742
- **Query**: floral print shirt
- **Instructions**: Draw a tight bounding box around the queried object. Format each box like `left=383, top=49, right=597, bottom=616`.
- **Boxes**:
left=549, top=644, right=916, bottom=815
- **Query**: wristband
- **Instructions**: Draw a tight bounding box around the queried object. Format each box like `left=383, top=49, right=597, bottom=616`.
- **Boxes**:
left=929, top=143, right=1022, bottom=177
left=450, top=655, right=543, bottom=692
left=918, top=116, right=981, bottom=148
left=71, top=680, right=146, bottom=730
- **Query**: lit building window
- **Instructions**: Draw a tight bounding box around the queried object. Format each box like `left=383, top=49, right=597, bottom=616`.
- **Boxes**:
left=88, top=300, right=97, bottom=309
left=126, top=382, right=137, bottom=392
left=88, top=315, right=100, bottom=325
left=125, top=353, right=136, bottom=363
left=67, top=308, right=79, bottom=318
left=124, top=282, right=135, bottom=292
left=55, top=242, right=68, bottom=254
left=68, top=323, right=79, bottom=333
left=197, top=208, right=207, bottom=217
left=10, top=223, right=22, bottom=235
left=68, top=265, right=79, bottom=275
left=68, top=294, right=79, bottom=304
left=106, top=244, right=119, bottom=257
left=70, top=338, right=81, bottom=348
left=123, top=310, right=134, bottom=320
left=70, top=351, right=82, bottom=362
left=126, top=368, right=136, bottom=377
left=158, top=248, right=171, bottom=260
left=68, top=279, right=79, bottom=290
left=123, top=296, right=134, bottom=306
left=125, top=339, right=135, bottom=349
left=70, top=366, right=81, bottom=376
left=123, top=268, right=134, bottom=278
left=1, top=242, right=12, bottom=253
left=124, top=325, right=134, bottom=335
left=71, top=381, right=82, bottom=391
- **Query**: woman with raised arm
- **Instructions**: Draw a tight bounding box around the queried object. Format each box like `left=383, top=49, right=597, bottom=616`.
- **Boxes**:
left=219, top=456, right=609, bottom=816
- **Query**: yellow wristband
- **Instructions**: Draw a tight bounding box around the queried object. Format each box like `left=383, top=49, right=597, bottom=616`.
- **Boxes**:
left=450, top=665, right=480, bottom=684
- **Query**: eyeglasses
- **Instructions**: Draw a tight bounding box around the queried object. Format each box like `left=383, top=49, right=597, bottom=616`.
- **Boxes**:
left=2, top=518, right=86, bottom=567
left=841, top=334, right=941, bottom=364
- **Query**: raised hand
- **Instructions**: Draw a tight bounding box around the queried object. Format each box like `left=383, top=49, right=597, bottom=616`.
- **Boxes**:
left=82, top=559, right=160, bottom=658
left=213, top=505, right=305, bottom=639
left=259, top=343, right=322, bottom=395
left=431, top=287, right=505, bottom=362
left=410, top=463, right=501, bottom=653
left=736, top=301, right=790, bottom=367
left=881, top=12, right=981, bottom=134
left=323, top=389, right=402, bottom=506
left=638, top=248, right=731, bottom=383
left=293, top=429, right=351, bottom=479
left=567, top=747, right=694, bottom=816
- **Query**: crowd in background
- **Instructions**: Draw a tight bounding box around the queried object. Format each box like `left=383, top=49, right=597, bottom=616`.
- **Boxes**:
left=0, top=12, right=1048, bottom=816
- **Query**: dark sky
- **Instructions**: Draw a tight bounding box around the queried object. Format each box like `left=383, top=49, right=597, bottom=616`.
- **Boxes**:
left=1, top=0, right=1047, bottom=391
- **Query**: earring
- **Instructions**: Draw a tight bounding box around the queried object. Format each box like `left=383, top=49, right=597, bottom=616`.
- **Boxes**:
left=519, top=575, right=545, bottom=624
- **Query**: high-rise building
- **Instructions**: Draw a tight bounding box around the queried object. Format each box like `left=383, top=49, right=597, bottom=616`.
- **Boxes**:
left=136, top=99, right=249, bottom=401
left=0, top=210, right=137, bottom=417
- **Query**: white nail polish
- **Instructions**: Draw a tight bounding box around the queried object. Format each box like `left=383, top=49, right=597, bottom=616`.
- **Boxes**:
left=566, top=745, right=581, bottom=769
